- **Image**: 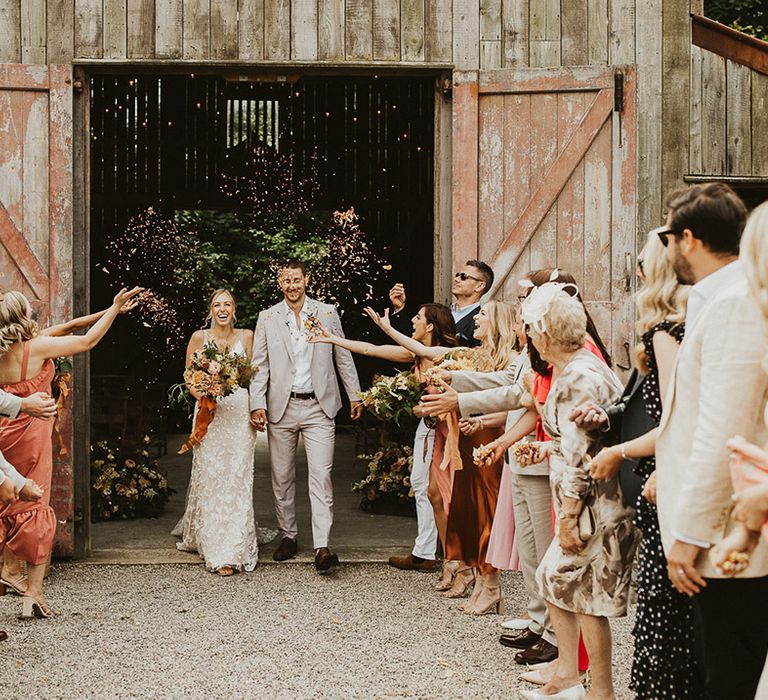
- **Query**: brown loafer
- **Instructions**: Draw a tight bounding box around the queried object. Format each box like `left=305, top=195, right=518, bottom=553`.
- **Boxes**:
left=272, top=537, right=298, bottom=562
left=314, top=547, right=339, bottom=572
left=499, top=628, right=542, bottom=650
left=388, top=553, right=438, bottom=571
left=514, top=638, right=558, bottom=665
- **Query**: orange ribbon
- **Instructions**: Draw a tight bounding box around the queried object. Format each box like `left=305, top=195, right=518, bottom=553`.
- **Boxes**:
left=54, top=372, right=71, bottom=456
left=178, top=396, right=217, bottom=454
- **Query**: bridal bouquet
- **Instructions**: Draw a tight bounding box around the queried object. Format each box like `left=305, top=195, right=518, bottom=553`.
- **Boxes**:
left=358, top=370, right=424, bottom=426
left=177, top=341, right=254, bottom=454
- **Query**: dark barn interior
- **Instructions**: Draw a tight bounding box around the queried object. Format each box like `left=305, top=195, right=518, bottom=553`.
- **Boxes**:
left=88, top=72, right=436, bottom=444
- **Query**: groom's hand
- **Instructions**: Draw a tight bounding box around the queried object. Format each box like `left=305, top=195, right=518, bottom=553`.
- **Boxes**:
left=250, top=409, right=267, bottom=431
left=350, top=401, right=363, bottom=420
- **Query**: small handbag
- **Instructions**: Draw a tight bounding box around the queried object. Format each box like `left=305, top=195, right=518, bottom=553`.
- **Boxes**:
left=577, top=479, right=598, bottom=542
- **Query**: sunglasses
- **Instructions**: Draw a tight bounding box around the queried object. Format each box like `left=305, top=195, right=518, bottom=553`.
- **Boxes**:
left=455, top=272, right=482, bottom=282
left=654, top=226, right=682, bottom=247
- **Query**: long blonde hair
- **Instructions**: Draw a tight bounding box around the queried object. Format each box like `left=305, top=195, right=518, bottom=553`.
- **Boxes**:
left=205, top=288, right=237, bottom=328
left=475, top=300, right=518, bottom=371
left=740, top=201, right=768, bottom=371
left=634, top=230, right=688, bottom=373
left=0, top=291, right=38, bottom=357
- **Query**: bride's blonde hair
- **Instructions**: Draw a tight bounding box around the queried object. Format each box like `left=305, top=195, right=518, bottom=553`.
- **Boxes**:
left=0, top=291, right=38, bottom=357
left=205, top=288, right=237, bottom=328
left=634, top=230, right=688, bottom=373
left=740, top=201, right=768, bottom=372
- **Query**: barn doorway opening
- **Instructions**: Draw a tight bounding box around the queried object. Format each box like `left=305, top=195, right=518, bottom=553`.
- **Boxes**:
left=86, top=71, right=436, bottom=558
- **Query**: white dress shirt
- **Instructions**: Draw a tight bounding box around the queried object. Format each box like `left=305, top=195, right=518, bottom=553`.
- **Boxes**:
left=673, top=259, right=742, bottom=549
left=283, top=300, right=314, bottom=393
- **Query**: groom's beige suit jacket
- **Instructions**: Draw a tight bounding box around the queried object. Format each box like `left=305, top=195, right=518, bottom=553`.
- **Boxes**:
left=249, top=297, right=361, bottom=422
left=656, top=263, right=768, bottom=579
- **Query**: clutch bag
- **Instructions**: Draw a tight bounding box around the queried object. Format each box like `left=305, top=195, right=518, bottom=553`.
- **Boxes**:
left=578, top=503, right=596, bottom=542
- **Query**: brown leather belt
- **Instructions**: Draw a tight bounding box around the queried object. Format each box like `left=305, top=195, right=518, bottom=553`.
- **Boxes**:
left=290, top=392, right=316, bottom=400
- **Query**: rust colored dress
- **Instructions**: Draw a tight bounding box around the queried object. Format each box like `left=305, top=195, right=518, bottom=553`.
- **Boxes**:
left=445, top=426, right=504, bottom=576
left=0, top=342, right=56, bottom=565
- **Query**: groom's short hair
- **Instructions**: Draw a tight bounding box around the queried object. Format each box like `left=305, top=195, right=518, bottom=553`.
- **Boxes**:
left=282, top=259, right=308, bottom=276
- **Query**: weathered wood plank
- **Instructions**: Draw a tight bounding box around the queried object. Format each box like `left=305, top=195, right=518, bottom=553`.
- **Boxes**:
left=0, top=0, right=21, bottom=62
left=183, top=0, right=210, bottom=59
left=583, top=120, right=612, bottom=300
left=318, top=0, right=344, bottom=60
left=561, top=0, right=588, bottom=66
left=425, top=0, right=451, bottom=62
left=290, top=0, right=318, bottom=60
left=23, top=92, right=50, bottom=269
left=689, top=44, right=703, bottom=174
left=211, top=0, right=239, bottom=59
left=434, top=83, right=453, bottom=302
left=345, top=0, right=372, bottom=60
left=401, top=0, right=424, bottom=62
left=373, top=0, right=400, bottom=61
left=529, top=0, right=560, bottom=67
left=609, top=0, right=635, bottom=65
left=528, top=92, right=558, bottom=271
left=502, top=0, right=528, bottom=67
left=480, top=0, right=500, bottom=42
left=478, top=94, right=504, bottom=260
left=587, top=0, right=608, bottom=64
left=452, top=77, right=480, bottom=269
left=128, top=0, right=155, bottom=58
left=156, top=0, right=183, bottom=58
left=479, top=66, right=615, bottom=93
left=752, top=71, right=768, bottom=176
left=74, top=0, right=103, bottom=58
left=46, top=0, right=74, bottom=62
left=104, top=0, right=127, bottom=58
left=21, top=0, right=46, bottom=64
left=480, top=41, right=501, bottom=68
left=636, top=0, right=662, bottom=235
left=700, top=49, right=726, bottom=175
left=726, top=60, right=752, bottom=175
left=660, top=0, right=688, bottom=194
left=453, top=0, right=479, bottom=70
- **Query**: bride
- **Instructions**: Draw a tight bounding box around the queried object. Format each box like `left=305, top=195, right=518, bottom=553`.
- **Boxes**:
left=174, top=289, right=265, bottom=576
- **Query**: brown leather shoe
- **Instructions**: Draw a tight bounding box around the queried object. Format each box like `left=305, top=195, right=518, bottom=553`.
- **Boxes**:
left=314, top=547, right=339, bottom=572
left=0, top=630, right=6, bottom=642
left=499, top=628, right=542, bottom=650
left=388, top=553, right=438, bottom=571
left=272, top=537, right=298, bottom=562
left=514, top=638, right=558, bottom=665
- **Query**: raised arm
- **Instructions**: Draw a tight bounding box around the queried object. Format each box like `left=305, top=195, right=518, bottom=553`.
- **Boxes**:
left=41, top=296, right=139, bottom=337
left=309, top=327, right=413, bottom=364
left=328, top=308, right=362, bottom=404
left=364, top=307, right=451, bottom=360
left=29, top=287, right=142, bottom=361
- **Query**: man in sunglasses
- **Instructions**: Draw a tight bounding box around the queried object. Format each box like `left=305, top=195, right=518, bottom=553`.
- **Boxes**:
left=389, top=260, right=494, bottom=347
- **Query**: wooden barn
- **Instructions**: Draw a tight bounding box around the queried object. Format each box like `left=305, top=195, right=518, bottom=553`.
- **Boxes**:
left=0, top=1, right=766, bottom=558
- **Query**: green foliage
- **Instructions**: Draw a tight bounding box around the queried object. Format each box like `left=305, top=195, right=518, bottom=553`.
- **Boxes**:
left=706, top=0, right=768, bottom=40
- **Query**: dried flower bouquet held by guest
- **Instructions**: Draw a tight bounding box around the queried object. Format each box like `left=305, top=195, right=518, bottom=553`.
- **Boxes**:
left=358, top=370, right=425, bottom=426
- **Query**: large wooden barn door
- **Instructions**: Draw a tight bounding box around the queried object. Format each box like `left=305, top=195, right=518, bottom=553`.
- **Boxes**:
left=453, top=67, right=637, bottom=372
left=0, top=64, right=74, bottom=556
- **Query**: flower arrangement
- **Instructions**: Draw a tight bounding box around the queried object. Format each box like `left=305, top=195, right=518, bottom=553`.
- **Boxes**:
left=174, top=340, right=255, bottom=453
left=358, top=370, right=424, bottom=425
left=91, top=436, right=174, bottom=521
left=353, top=443, right=414, bottom=511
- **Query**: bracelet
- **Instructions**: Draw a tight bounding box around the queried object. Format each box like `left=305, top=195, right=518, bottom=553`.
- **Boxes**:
left=619, top=443, right=628, bottom=460
left=478, top=417, right=484, bottom=429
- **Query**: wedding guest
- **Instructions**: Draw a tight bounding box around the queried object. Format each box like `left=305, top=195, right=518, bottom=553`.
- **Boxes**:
left=588, top=229, right=702, bottom=698
left=309, top=303, right=458, bottom=571
left=249, top=260, right=362, bottom=572
left=372, top=300, right=517, bottom=614
left=174, top=289, right=266, bottom=576
left=649, top=183, right=767, bottom=699
left=0, top=287, right=142, bottom=617
left=388, top=260, right=494, bottom=347
left=516, top=283, right=636, bottom=700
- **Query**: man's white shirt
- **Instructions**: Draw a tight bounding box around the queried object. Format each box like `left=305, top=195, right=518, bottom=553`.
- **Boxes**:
left=283, top=300, right=314, bottom=393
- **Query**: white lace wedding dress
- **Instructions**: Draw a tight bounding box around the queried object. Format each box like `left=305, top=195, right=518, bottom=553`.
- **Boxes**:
left=173, top=331, right=274, bottom=571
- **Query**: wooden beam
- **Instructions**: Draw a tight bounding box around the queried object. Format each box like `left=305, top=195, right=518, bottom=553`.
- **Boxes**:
left=0, top=64, right=49, bottom=90
left=452, top=76, right=479, bottom=270
left=479, top=66, right=615, bottom=93
left=0, top=202, right=49, bottom=301
left=691, top=14, right=768, bottom=77
left=488, top=88, right=614, bottom=297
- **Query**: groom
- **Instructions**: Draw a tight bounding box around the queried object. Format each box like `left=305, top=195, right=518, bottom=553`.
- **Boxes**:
left=250, top=259, right=362, bottom=571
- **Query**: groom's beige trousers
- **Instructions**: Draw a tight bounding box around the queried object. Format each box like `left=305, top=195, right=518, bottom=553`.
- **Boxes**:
left=267, top=396, right=335, bottom=549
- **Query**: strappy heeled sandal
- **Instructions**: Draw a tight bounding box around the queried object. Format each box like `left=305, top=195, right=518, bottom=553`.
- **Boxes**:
left=439, top=567, right=475, bottom=599
left=434, top=560, right=460, bottom=592
left=464, top=586, right=506, bottom=616
left=20, top=596, right=55, bottom=619
left=0, top=576, right=28, bottom=596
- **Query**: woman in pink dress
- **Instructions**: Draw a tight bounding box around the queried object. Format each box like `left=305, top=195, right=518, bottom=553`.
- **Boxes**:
left=0, top=287, right=141, bottom=617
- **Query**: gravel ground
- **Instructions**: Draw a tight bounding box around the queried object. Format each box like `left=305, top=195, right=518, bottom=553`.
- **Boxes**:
left=0, top=564, right=635, bottom=699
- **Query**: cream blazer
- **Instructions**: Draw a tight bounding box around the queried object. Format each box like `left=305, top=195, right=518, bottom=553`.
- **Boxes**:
left=656, top=268, right=768, bottom=578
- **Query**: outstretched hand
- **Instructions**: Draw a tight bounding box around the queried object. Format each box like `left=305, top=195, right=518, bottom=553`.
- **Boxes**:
left=364, top=306, right=392, bottom=331
left=419, top=379, right=459, bottom=416
left=113, top=286, right=144, bottom=311
left=307, top=324, right=335, bottom=344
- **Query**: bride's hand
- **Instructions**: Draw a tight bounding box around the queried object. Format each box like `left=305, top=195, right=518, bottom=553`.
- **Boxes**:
left=364, top=306, right=392, bottom=331
left=113, top=286, right=144, bottom=311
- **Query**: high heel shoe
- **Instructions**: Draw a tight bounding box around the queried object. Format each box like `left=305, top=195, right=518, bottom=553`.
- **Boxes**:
left=519, top=683, right=585, bottom=699
left=435, top=561, right=460, bottom=591
left=439, top=567, right=475, bottom=598
left=20, top=596, right=54, bottom=619
left=0, top=576, right=28, bottom=596
left=464, top=586, right=505, bottom=616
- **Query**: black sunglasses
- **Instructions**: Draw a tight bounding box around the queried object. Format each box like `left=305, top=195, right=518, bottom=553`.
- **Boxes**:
left=455, top=272, right=482, bottom=282
left=655, top=226, right=682, bottom=247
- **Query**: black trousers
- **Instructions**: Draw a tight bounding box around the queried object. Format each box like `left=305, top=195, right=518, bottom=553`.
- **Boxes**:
left=693, top=575, right=768, bottom=700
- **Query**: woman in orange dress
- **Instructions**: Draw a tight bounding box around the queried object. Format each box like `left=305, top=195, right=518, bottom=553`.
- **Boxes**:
left=0, top=287, right=141, bottom=617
